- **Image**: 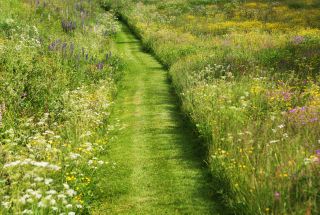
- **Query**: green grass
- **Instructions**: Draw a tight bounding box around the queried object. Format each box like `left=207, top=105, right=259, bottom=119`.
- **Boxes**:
left=92, top=24, right=222, bottom=214
left=102, top=0, right=320, bottom=214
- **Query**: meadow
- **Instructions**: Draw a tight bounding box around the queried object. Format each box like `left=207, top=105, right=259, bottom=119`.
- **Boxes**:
left=101, top=0, right=320, bottom=214
left=0, top=0, right=122, bottom=214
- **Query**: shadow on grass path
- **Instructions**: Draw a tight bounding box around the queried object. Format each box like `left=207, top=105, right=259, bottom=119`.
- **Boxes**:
left=93, top=23, right=222, bottom=214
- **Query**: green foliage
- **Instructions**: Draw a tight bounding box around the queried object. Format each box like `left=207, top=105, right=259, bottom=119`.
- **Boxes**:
left=0, top=0, right=123, bottom=214
left=107, top=0, right=320, bottom=214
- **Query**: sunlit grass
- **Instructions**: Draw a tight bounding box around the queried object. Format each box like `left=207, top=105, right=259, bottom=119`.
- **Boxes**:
left=103, top=0, right=320, bottom=214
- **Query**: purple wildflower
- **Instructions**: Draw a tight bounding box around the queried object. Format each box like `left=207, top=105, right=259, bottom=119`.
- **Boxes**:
left=48, top=39, right=61, bottom=51
left=289, top=108, right=297, bottom=113
left=96, top=62, right=104, bottom=70
left=292, top=36, right=304, bottom=45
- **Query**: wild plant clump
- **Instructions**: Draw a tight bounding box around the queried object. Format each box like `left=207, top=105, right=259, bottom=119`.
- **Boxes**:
left=61, top=20, right=77, bottom=33
left=0, top=0, right=122, bottom=213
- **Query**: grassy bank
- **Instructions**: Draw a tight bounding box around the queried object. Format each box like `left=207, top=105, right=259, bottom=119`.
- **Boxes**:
left=102, top=0, right=320, bottom=214
left=0, top=0, right=123, bottom=214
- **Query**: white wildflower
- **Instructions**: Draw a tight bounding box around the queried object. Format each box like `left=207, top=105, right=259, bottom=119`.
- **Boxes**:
left=46, top=189, right=57, bottom=195
left=69, top=152, right=81, bottom=160
left=3, top=160, right=22, bottom=168
left=22, top=209, right=33, bottom=214
left=44, top=130, right=54, bottom=135
left=45, top=178, right=54, bottom=185
left=68, top=212, right=76, bottom=215
left=50, top=199, right=57, bottom=205
left=34, top=176, right=44, bottom=182
left=57, top=194, right=67, bottom=199
left=19, top=196, right=27, bottom=204
left=45, top=195, right=52, bottom=200
left=38, top=201, right=46, bottom=208
left=31, top=190, right=42, bottom=199
left=2, top=201, right=10, bottom=209
left=269, top=140, right=280, bottom=144
left=63, top=183, right=70, bottom=189
left=66, top=204, right=73, bottom=209
left=49, top=164, right=61, bottom=171
left=66, top=189, right=77, bottom=197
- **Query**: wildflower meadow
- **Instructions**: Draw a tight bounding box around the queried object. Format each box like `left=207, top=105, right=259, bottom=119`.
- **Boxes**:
left=1, top=0, right=320, bottom=214
left=103, top=0, right=320, bottom=214
left=0, top=0, right=122, bottom=214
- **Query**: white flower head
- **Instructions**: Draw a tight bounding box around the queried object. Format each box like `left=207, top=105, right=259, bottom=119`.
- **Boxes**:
left=69, top=153, right=81, bottom=160
left=63, top=183, right=70, bottom=189
left=2, top=201, right=11, bottom=209
left=45, top=178, right=54, bottom=185
left=38, top=201, right=46, bottom=208
left=46, top=189, right=57, bottom=195
left=66, top=204, right=73, bottom=209
left=22, top=209, right=33, bottom=214
left=50, top=199, right=57, bottom=205
left=269, top=140, right=280, bottom=144
left=34, top=177, right=44, bottom=182
left=66, top=189, right=77, bottom=197
left=58, top=194, right=67, bottom=199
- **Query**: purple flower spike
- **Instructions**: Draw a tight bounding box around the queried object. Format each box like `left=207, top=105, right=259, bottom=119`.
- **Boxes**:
left=316, top=149, right=320, bottom=156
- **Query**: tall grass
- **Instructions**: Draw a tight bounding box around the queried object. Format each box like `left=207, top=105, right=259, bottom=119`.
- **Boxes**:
left=0, top=0, right=122, bottom=214
left=102, top=0, right=320, bottom=214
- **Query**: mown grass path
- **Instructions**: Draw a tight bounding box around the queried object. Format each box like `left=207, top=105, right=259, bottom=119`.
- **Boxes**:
left=93, top=24, right=219, bottom=214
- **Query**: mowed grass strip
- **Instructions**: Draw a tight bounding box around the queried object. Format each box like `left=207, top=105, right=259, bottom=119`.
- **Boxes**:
left=92, top=24, right=222, bottom=215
